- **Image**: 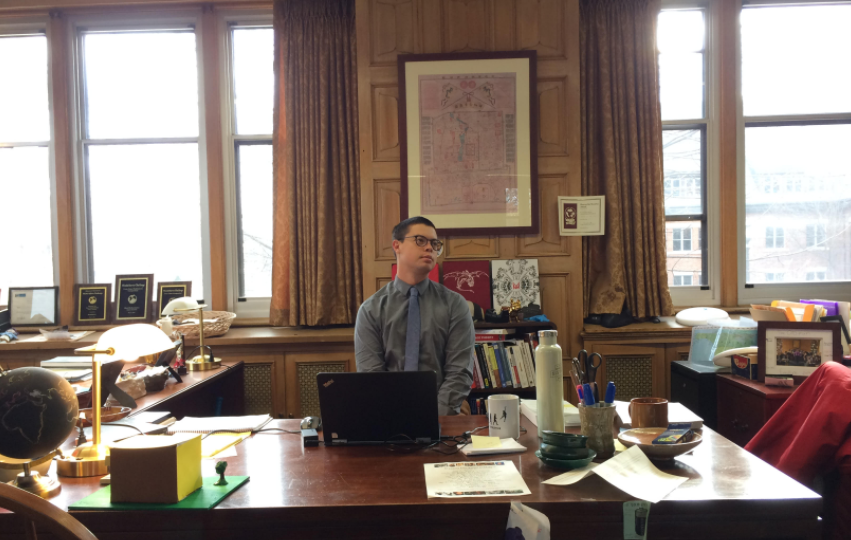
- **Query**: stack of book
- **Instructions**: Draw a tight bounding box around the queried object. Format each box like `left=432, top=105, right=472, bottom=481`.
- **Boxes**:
left=470, top=329, right=538, bottom=391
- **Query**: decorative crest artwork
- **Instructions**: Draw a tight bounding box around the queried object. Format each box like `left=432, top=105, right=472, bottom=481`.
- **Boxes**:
left=490, top=259, right=540, bottom=309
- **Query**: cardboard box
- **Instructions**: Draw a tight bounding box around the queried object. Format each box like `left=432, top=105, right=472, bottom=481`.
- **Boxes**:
left=109, top=433, right=202, bottom=503
left=731, top=354, right=758, bottom=380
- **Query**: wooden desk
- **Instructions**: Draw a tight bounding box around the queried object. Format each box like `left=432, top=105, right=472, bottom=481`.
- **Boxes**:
left=3, top=417, right=820, bottom=540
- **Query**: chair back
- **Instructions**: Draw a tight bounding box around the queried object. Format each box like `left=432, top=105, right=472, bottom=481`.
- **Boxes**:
left=0, top=482, right=98, bottom=540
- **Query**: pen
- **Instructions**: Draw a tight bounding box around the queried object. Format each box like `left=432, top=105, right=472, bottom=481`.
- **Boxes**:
left=605, top=381, right=616, bottom=404
left=582, top=384, right=595, bottom=407
left=576, top=385, right=584, bottom=403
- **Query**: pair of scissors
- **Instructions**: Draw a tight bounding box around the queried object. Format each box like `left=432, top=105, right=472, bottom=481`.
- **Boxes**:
left=570, top=357, right=586, bottom=384
left=577, top=349, right=602, bottom=384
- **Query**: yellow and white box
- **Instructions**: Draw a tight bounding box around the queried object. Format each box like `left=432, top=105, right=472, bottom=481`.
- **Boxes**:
left=109, top=433, right=202, bottom=503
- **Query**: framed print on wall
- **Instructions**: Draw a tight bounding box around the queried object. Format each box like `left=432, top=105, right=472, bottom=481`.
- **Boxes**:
left=398, top=51, right=539, bottom=237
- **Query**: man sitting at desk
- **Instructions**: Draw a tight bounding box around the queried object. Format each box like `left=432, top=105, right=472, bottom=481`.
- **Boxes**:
left=355, top=216, right=475, bottom=415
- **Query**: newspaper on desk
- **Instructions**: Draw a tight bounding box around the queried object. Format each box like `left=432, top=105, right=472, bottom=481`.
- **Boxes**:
left=543, top=446, right=687, bottom=503
left=424, top=460, right=531, bottom=498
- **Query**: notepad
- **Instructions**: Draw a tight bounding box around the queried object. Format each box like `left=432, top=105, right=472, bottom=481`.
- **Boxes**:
left=166, top=415, right=272, bottom=434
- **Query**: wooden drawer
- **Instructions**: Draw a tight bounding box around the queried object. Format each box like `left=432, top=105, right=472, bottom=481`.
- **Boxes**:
left=717, top=378, right=766, bottom=446
left=671, top=371, right=700, bottom=415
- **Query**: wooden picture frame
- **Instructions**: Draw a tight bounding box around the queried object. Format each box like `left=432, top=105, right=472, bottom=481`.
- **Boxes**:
left=73, top=283, right=112, bottom=326
left=398, top=51, right=539, bottom=237
left=156, top=281, right=192, bottom=318
left=114, top=274, right=154, bottom=324
left=757, top=321, right=841, bottom=383
left=8, top=286, right=60, bottom=327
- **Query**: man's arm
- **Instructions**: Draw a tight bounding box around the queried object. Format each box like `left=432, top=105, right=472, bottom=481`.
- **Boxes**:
left=438, top=295, right=475, bottom=415
left=354, top=304, right=386, bottom=372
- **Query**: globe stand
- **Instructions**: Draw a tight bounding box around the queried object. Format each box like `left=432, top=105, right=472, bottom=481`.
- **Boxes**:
left=9, top=461, right=61, bottom=498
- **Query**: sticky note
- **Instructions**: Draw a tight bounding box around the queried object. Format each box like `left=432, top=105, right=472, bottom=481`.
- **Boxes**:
left=471, top=435, right=502, bottom=449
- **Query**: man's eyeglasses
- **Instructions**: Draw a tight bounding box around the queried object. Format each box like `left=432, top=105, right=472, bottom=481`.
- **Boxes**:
left=404, top=235, right=444, bottom=255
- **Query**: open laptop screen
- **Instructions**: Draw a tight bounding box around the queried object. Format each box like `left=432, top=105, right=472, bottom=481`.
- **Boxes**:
left=316, top=371, right=441, bottom=445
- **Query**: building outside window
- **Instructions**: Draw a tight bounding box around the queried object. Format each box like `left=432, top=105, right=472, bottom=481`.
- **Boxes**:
left=672, top=227, right=693, bottom=252
left=765, top=226, right=784, bottom=249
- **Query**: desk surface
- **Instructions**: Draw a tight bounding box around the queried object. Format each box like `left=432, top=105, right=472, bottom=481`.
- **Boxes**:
left=16, top=415, right=821, bottom=540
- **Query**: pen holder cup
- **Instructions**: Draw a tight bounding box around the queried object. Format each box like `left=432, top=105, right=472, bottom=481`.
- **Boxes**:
left=578, top=404, right=616, bottom=459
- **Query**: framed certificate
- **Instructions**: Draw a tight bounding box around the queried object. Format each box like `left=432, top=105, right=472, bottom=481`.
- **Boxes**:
left=114, top=274, right=153, bottom=324
left=157, top=281, right=192, bottom=318
left=8, top=286, right=60, bottom=327
left=73, top=283, right=112, bottom=326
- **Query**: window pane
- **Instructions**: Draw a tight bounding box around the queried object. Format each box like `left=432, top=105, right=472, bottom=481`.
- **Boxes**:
left=658, top=10, right=705, bottom=121
left=233, top=28, right=274, bottom=135
left=667, top=221, right=703, bottom=286
left=742, top=5, right=851, bottom=116
left=88, top=144, right=203, bottom=294
left=745, top=124, right=851, bottom=283
left=663, top=129, right=702, bottom=216
left=236, top=144, right=273, bottom=298
left=0, top=147, right=54, bottom=298
left=84, top=32, right=199, bottom=138
left=0, top=36, right=49, bottom=143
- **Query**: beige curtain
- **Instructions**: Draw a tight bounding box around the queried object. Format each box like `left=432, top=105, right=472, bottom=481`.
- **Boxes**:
left=580, top=0, right=673, bottom=319
left=270, top=0, right=363, bottom=326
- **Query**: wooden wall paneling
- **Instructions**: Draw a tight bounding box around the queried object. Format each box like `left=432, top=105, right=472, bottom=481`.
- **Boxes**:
left=538, top=273, right=572, bottom=357
left=443, top=237, right=499, bottom=259
left=376, top=277, right=392, bottom=290
left=373, top=179, right=401, bottom=260
left=492, top=0, right=515, bottom=50
left=536, top=78, right=568, bottom=156
left=516, top=174, right=570, bottom=257
left=48, top=12, right=76, bottom=326
left=372, top=86, right=400, bottom=161
left=442, top=0, right=491, bottom=53
left=358, top=0, right=378, bottom=299
left=284, top=352, right=355, bottom=419
left=370, top=0, right=420, bottom=66
left=200, top=5, right=227, bottom=311
left=515, top=0, right=566, bottom=59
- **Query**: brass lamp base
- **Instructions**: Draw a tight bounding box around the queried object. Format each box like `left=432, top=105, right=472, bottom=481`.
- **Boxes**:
left=9, top=470, right=61, bottom=499
left=56, top=443, right=109, bottom=478
left=186, top=356, right=221, bottom=371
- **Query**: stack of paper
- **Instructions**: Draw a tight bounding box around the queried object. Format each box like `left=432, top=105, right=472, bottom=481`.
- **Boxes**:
left=520, top=399, right=580, bottom=427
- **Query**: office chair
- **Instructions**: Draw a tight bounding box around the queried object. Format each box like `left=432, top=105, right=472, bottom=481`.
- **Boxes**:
left=0, top=482, right=98, bottom=540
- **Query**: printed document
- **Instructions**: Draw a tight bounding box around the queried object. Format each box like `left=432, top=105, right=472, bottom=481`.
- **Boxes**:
left=424, top=461, right=531, bottom=498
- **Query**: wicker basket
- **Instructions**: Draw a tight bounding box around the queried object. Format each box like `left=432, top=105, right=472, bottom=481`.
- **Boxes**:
left=159, top=310, right=237, bottom=339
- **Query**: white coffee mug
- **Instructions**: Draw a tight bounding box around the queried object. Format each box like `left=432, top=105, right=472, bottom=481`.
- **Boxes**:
left=488, top=394, right=520, bottom=439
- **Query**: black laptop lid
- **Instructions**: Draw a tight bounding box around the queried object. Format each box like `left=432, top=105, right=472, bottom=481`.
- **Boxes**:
left=316, top=371, right=441, bottom=445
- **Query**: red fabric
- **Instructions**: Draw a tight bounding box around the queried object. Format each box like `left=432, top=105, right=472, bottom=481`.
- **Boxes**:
left=746, top=363, right=851, bottom=487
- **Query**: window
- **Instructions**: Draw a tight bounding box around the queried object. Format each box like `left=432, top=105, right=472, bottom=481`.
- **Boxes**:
left=742, top=4, right=851, bottom=289
left=230, top=26, right=273, bottom=301
left=765, top=226, right=784, bottom=249
left=659, top=8, right=710, bottom=293
left=77, top=26, right=206, bottom=299
left=0, top=33, right=53, bottom=302
left=673, top=273, right=694, bottom=287
left=806, top=224, right=826, bottom=248
left=672, top=227, right=692, bottom=252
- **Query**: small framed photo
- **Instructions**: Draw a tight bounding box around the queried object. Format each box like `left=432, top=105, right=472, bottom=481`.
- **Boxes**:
left=73, top=283, right=112, bottom=326
left=114, top=274, right=154, bottom=324
left=156, top=281, right=192, bottom=318
left=757, top=321, right=842, bottom=382
left=8, top=286, right=60, bottom=327
left=557, top=196, right=605, bottom=236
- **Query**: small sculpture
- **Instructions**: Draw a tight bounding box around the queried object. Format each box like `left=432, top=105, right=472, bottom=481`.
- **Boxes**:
left=508, top=299, right=524, bottom=322
left=214, top=460, right=228, bottom=486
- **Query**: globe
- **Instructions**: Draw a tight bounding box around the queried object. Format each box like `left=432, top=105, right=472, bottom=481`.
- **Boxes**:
left=0, top=367, right=79, bottom=460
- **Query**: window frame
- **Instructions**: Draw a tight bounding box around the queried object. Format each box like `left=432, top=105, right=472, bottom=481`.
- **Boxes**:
left=218, top=8, right=274, bottom=319
left=660, top=1, right=721, bottom=306
left=0, top=20, right=60, bottom=305
left=68, top=11, right=212, bottom=305
left=736, top=1, right=851, bottom=303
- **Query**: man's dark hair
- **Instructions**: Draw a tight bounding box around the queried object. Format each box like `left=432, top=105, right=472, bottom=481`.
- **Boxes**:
left=392, top=216, right=437, bottom=242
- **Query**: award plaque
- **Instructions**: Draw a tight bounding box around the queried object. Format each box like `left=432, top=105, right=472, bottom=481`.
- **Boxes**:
left=114, top=274, right=153, bottom=324
left=157, top=281, right=192, bottom=317
left=74, top=283, right=112, bottom=326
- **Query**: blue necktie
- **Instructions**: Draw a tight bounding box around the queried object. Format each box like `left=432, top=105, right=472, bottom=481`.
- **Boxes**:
left=404, top=287, right=420, bottom=372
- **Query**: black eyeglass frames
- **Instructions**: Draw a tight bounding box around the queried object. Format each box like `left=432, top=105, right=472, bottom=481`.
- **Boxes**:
left=404, top=235, right=444, bottom=254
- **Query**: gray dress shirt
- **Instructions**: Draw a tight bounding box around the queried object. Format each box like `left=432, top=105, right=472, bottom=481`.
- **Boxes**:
left=354, top=277, right=475, bottom=416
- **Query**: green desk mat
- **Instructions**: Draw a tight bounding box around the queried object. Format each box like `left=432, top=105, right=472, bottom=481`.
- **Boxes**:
left=69, top=476, right=249, bottom=511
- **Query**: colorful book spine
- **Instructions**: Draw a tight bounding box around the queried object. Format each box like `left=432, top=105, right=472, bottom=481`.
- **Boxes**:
left=493, top=343, right=513, bottom=388
left=509, top=345, right=529, bottom=388
left=484, top=344, right=502, bottom=388
left=474, top=345, right=492, bottom=389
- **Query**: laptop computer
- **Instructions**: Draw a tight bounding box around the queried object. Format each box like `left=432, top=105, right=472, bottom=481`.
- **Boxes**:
left=316, top=371, right=441, bottom=446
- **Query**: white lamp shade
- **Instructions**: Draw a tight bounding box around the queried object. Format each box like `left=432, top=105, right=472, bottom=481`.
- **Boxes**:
left=161, top=296, right=205, bottom=316
left=94, top=324, right=175, bottom=361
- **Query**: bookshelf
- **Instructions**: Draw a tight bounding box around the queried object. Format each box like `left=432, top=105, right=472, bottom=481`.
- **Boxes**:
left=467, top=321, right=556, bottom=414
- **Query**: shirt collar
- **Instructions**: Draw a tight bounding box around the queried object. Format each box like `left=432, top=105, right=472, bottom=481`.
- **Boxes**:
left=393, top=276, right=430, bottom=296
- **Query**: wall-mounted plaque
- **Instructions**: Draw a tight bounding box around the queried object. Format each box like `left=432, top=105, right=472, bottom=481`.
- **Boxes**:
left=8, top=286, right=59, bottom=327
left=114, top=274, right=153, bottom=324
left=157, top=281, right=192, bottom=318
left=74, top=283, right=112, bottom=326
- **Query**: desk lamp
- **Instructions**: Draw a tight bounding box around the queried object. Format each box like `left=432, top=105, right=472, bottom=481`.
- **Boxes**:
left=162, top=297, right=220, bottom=371
left=56, top=324, right=174, bottom=478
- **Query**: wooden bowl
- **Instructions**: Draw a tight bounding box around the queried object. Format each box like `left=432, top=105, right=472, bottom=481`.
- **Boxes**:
left=77, top=406, right=132, bottom=427
left=617, top=428, right=703, bottom=460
